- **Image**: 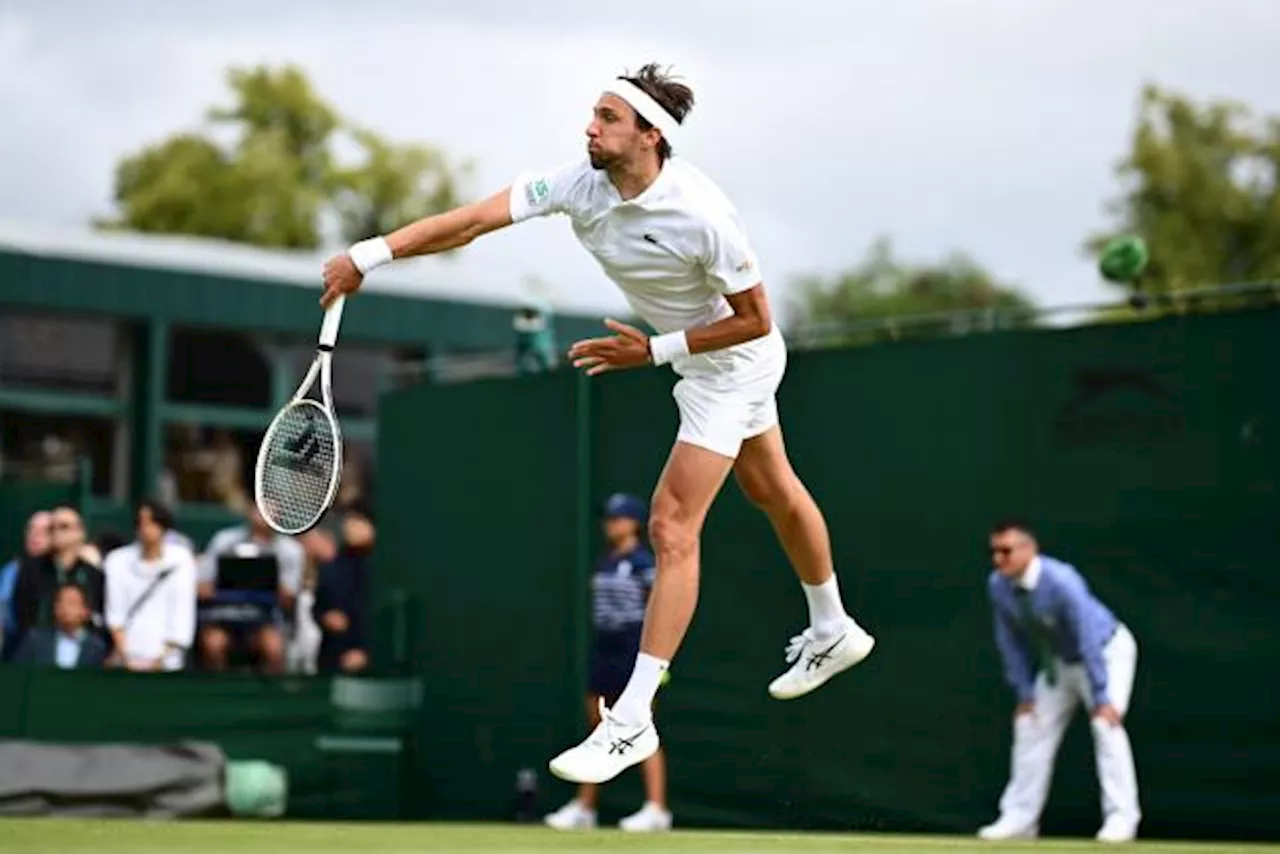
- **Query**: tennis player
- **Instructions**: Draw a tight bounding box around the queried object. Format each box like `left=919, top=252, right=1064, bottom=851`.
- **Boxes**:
left=320, top=62, right=876, bottom=785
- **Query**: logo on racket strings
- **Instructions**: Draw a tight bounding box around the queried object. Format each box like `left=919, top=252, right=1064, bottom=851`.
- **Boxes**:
left=274, top=418, right=329, bottom=477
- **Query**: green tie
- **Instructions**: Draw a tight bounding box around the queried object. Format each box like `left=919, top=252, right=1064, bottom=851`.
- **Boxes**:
left=1015, top=588, right=1057, bottom=687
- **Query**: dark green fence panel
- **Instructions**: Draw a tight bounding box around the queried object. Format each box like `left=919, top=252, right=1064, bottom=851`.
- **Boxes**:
left=373, top=370, right=587, bottom=820
left=373, top=308, right=1280, bottom=840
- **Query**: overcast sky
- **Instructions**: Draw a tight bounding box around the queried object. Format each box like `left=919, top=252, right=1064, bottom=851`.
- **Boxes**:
left=3, top=0, right=1279, bottom=319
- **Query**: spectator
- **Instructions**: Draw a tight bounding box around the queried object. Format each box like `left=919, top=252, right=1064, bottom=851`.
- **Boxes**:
left=290, top=527, right=338, bottom=674
left=1, top=510, right=51, bottom=661
left=978, top=518, right=1141, bottom=844
left=197, top=505, right=304, bottom=674
left=103, top=499, right=197, bottom=673
left=544, top=493, right=672, bottom=833
left=11, top=507, right=105, bottom=646
left=312, top=503, right=374, bottom=674
left=11, top=583, right=108, bottom=669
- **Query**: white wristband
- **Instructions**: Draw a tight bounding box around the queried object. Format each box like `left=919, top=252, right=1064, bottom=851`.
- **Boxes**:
left=648, top=330, right=690, bottom=366
left=348, top=236, right=393, bottom=275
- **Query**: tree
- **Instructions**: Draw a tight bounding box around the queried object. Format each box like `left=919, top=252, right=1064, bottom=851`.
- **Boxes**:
left=100, top=64, right=471, bottom=250
left=785, top=237, right=1038, bottom=347
left=1087, top=84, right=1280, bottom=307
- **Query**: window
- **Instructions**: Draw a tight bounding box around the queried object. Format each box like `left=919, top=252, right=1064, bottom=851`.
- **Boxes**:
left=0, top=410, right=119, bottom=496
left=167, top=328, right=272, bottom=408
left=161, top=423, right=267, bottom=509
left=0, top=313, right=125, bottom=395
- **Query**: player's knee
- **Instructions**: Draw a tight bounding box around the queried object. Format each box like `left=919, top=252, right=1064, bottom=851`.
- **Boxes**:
left=648, top=510, right=697, bottom=564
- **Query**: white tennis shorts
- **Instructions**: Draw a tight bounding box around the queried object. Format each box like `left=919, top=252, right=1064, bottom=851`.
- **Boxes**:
left=672, top=360, right=785, bottom=459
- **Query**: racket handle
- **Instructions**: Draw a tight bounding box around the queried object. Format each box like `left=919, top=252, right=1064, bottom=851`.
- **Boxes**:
left=320, top=295, right=346, bottom=349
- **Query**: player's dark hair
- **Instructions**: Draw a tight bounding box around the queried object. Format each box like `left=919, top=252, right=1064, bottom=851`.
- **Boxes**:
left=621, top=62, right=694, bottom=163
left=135, top=497, right=174, bottom=531
left=990, top=517, right=1036, bottom=540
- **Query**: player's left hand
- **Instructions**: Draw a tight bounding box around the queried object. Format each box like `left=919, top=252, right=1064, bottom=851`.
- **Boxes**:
left=1093, top=703, right=1123, bottom=726
left=569, top=319, right=651, bottom=376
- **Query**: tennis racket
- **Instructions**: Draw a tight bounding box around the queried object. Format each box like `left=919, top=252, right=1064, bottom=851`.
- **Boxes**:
left=254, top=295, right=346, bottom=535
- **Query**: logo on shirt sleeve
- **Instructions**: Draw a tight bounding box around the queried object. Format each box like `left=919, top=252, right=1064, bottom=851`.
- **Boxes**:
left=526, top=177, right=551, bottom=207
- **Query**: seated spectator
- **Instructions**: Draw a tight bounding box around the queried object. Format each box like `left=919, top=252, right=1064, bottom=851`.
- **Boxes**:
left=11, top=583, right=108, bottom=670
left=103, top=499, right=197, bottom=673
left=197, top=505, right=304, bottom=674
left=11, top=507, right=105, bottom=648
left=1, top=510, right=51, bottom=661
left=289, top=527, right=338, bottom=674
left=312, top=502, right=374, bottom=674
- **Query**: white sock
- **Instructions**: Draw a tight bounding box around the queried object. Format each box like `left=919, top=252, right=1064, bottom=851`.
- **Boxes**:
left=610, top=652, right=668, bottom=726
left=803, top=575, right=849, bottom=637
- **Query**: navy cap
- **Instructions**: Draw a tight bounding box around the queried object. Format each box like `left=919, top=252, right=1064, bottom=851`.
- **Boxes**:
left=602, top=492, right=646, bottom=523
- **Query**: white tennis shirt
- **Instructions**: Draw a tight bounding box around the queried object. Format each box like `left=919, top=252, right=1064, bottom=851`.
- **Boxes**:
left=510, top=157, right=786, bottom=382
left=104, top=541, right=197, bottom=671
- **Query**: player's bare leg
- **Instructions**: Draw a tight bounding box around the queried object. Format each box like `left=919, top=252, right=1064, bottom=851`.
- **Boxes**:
left=635, top=441, right=735, bottom=660
left=549, top=441, right=733, bottom=785
left=735, top=426, right=875, bottom=699
left=734, top=426, right=835, bottom=587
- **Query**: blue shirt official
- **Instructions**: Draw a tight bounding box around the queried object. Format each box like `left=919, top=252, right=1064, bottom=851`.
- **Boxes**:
left=988, top=554, right=1120, bottom=707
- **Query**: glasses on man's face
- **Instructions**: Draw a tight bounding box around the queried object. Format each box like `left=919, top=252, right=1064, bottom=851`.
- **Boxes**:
left=51, top=520, right=78, bottom=533
left=990, top=545, right=1016, bottom=557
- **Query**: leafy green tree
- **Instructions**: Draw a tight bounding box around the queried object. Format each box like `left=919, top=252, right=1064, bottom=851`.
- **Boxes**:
left=786, top=237, right=1037, bottom=346
left=100, top=64, right=470, bottom=250
left=1087, top=84, right=1280, bottom=305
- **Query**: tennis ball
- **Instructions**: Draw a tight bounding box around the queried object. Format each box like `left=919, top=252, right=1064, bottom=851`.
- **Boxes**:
left=1098, top=235, right=1149, bottom=283
left=660, top=669, right=671, bottom=686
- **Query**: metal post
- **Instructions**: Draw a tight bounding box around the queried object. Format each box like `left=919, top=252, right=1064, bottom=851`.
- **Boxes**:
left=132, top=320, right=168, bottom=503
left=573, top=370, right=593, bottom=727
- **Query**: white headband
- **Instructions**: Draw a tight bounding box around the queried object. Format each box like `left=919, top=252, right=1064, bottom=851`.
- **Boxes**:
left=602, top=78, right=683, bottom=147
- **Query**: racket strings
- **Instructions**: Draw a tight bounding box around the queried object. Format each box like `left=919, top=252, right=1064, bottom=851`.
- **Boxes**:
left=257, top=402, right=339, bottom=533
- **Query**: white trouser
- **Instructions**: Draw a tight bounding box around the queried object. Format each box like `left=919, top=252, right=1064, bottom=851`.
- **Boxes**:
left=996, top=623, right=1141, bottom=830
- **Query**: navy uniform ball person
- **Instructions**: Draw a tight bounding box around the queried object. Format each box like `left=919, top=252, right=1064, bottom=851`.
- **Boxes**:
left=544, top=493, right=673, bottom=833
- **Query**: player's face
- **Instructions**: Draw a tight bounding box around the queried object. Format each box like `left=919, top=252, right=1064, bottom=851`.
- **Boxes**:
left=990, top=531, right=1035, bottom=576
left=586, top=95, right=655, bottom=170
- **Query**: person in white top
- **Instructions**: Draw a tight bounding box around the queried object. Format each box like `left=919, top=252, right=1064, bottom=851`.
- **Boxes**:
left=103, top=499, right=197, bottom=672
left=320, top=62, right=876, bottom=786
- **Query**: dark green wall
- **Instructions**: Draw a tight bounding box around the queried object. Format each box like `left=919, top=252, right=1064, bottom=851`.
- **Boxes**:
left=0, top=668, right=408, bottom=820
left=374, top=308, right=1280, bottom=840
left=0, top=248, right=605, bottom=351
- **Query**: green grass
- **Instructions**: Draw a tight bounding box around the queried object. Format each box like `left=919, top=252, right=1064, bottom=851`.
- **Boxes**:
left=0, top=820, right=1275, bottom=854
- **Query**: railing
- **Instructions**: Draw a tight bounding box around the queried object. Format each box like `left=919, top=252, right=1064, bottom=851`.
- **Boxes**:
left=783, top=279, right=1280, bottom=352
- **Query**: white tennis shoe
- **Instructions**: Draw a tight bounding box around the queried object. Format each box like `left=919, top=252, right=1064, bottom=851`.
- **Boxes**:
left=767, top=615, right=876, bottom=700
left=543, top=798, right=597, bottom=830
left=548, top=700, right=659, bottom=784
left=619, top=801, right=673, bottom=832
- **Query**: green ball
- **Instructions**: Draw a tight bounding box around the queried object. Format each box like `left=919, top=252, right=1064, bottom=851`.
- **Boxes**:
left=1099, top=235, right=1149, bottom=283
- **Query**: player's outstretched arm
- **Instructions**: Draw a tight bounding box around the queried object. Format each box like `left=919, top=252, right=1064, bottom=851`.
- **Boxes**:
left=320, top=188, right=516, bottom=308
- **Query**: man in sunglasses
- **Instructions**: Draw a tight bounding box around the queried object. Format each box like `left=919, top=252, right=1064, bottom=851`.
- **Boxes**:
left=979, top=519, right=1140, bottom=844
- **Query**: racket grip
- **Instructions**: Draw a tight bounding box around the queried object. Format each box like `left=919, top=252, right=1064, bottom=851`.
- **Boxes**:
left=320, top=295, right=346, bottom=348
